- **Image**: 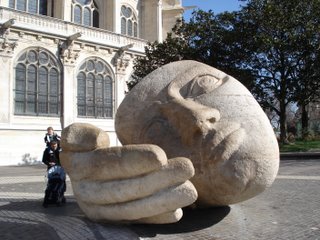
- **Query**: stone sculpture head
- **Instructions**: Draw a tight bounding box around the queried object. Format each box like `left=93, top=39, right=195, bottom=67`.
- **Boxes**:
left=115, top=60, right=279, bottom=206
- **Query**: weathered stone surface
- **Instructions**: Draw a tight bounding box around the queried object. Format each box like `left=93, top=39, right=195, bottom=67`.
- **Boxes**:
left=135, top=209, right=183, bottom=224
left=115, top=60, right=280, bottom=206
left=61, top=122, right=110, bottom=152
left=60, top=144, right=168, bottom=181
left=77, top=181, right=197, bottom=222
left=70, top=157, right=195, bottom=204
left=60, top=123, right=197, bottom=224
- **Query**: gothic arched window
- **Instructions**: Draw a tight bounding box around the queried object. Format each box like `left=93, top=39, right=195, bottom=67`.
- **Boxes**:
left=14, top=48, right=62, bottom=116
left=121, top=5, right=138, bottom=37
left=77, top=58, right=114, bottom=118
left=9, top=0, right=49, bottom=15
left=72, top=0, right=99, bottom=28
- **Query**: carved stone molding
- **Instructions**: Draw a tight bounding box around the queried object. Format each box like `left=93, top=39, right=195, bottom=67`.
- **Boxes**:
left=36, top=35, right=42, bottom=41
left=0, top=28, right=17, bottom=55
left=59, top=41, right=80, bottom=65
left=0, top=38, right=17, bottom=55
left=18, top=32, right=25, bottom=38
left=115, top=57, right=130, bottom=73
left=0, top=28, right=9, bottom=39
left=112, top=46, right=133, bottom=74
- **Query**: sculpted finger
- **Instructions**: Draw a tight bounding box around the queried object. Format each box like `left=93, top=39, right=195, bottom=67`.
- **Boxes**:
left=72, top=157, right=195, bottom=204
left=61, top=123, right=110, bottom=152
left=135, top=209, right=183, bottom=224
left=77, top=181, right=197, bottom=222
left=60, top=144, right=168, bottom=181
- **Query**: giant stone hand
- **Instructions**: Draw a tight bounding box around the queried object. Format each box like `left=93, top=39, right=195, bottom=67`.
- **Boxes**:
left=60, top=123, right=197, bottom=224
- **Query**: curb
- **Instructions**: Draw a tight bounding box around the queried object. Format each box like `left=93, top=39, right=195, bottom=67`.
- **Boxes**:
left=280, top=152, right=320, bottom=160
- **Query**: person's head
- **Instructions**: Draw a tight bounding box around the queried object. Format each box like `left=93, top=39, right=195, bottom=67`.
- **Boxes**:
left=115, top=60, right=279, bottom=206
left=50, top=141, right=58, bottom=150
left=47, top=127, right=54, bottom=135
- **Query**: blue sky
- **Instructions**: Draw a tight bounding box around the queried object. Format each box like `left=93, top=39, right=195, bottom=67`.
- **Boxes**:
left=182, top=0, right=246, bottom=20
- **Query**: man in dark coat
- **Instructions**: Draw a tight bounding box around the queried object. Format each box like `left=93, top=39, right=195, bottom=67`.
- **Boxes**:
left=42, top=141, right=61, bottom=170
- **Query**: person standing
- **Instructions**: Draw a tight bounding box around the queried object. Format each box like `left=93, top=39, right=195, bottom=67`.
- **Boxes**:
left=42, top=140, right=66, bottom=207
left=42, top=141, right=61, bottom=170
left=44, top=127, right=61, bottom=148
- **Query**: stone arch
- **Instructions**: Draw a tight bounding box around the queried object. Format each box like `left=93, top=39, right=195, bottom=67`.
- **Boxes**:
left=120, top=3, right=138, bottom=37
left=71, top=0, right=100, bottom=27
left=76, top=57, right=115, bottom=118
left=13, top=47, right=63, bottom=116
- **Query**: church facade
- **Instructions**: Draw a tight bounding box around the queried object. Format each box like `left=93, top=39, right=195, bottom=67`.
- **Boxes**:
left=0, top=0, right=184, bottom=165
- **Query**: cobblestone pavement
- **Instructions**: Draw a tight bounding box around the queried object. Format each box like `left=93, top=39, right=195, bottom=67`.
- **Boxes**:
left=0, top=160, right=319, bottom=240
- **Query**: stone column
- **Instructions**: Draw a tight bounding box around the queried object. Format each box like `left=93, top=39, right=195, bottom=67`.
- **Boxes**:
left=58, top=40, right=80, bottom=128
left=0, top=27, right=17, bottom=124
left=112, top=53, right=131, bottom=109
left=156, top=0, right=163, bottom=42
left=113, top=0, right=120, bottom=34
left=61, top=63, right=77, bottom=129
left=62, top=0, right=72, bottom=21
left=0, top=54, right=13, bottom=124
left=161, top=1, right=184, bottom=39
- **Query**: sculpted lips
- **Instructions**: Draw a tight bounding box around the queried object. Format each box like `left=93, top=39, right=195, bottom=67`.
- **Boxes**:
left=200, top=122, right=246, bottom=166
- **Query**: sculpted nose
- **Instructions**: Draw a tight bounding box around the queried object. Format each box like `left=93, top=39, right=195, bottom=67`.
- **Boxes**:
left=159, top=98, right=220, bottom=146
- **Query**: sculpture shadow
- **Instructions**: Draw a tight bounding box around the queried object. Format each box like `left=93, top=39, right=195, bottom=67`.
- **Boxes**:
left=0, top=197, right=82, bottom=216
left=130, top=206, right=230, bottom=237
left=0, top=198, right=85, bottom=240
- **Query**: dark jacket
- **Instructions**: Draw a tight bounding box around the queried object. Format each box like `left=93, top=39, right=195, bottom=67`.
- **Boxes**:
left=42, top=147, right=61, bottom=169
left=44, top=133, right=61, bottom=147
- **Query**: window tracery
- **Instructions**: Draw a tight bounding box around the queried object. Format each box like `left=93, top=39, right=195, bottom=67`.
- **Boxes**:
left=9, top=0, right=49, bottom=15
left=72, top=0, right=99, bottom=28
left=77, top=58, right=114, bottom=118
left=14, top=48, right=61, bottom=116
left=121, top=5, right=138, bottom=37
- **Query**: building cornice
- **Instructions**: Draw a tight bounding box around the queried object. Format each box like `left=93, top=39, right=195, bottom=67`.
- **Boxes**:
left=0, top=7, right=147, bottom=55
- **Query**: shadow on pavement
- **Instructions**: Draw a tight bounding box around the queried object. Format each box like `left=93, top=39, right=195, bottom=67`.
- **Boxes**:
left=0, top=220, right=61, bottom=240
left=130, top=206, right=230, bottom=237
left=0, top=198, right=84, bottom=240
left=0, top=199, right=230, bottom=239
left=0, top=197, right=83, bottom=216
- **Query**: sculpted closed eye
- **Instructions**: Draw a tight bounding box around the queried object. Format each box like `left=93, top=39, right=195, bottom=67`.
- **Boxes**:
left=184, top=74, right=224, bottom=98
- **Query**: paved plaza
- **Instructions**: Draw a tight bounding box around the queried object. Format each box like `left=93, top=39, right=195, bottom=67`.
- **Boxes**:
left=0, top=159, right=319, bottom=240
